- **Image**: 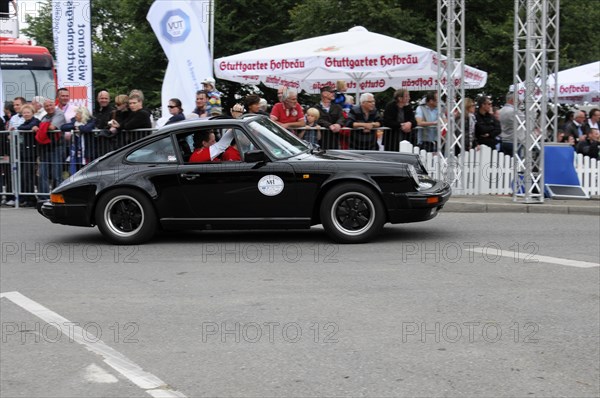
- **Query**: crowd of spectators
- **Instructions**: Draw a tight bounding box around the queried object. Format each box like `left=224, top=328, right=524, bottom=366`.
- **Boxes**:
left=1, top=77, right=599, bottom=205
left=1, top=87, right=154, bottom=206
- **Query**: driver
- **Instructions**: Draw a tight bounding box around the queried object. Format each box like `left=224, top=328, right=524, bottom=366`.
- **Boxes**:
left=221, top=138, right=241, bottom=161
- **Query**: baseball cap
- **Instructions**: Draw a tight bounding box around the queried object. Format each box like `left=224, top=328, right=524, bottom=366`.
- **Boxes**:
left=320, top=86, right=334, bottom=93
left=202, top=77, right=216, bottom=85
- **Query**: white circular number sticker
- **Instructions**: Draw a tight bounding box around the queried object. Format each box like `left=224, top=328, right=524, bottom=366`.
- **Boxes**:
left=258, top=175, right=284, bottom=196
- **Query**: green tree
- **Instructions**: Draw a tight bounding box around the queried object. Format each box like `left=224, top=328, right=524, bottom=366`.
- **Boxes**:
left=213, top=0, right=300, bottom=109
left=559, top=1, right=600, bottom=68
left=22, top=1, right=53, bottom=52
left=23, top=0, right=165, bottom=109
left=22, top=0, right=600, bottom=111
left=289, top=0, right=435, bottom=46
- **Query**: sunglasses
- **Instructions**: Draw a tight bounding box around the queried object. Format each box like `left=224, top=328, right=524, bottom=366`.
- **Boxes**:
left=168, top=105, right=177, bottom=108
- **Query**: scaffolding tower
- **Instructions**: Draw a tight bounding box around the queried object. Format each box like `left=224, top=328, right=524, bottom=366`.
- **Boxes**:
left=437, top=0, right=465, bottom=191
left=512, top=0, right=560, bottom=203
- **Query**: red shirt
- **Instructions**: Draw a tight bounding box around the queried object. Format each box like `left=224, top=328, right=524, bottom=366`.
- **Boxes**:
left=189, top=147, right=218, bottom=163
left=270, top=102, right=304, bottom=124
left=222, top=146, right=241, bottom=161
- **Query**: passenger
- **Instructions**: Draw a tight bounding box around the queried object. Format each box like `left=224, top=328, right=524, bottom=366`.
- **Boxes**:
left=189, top=129, right=234, bottom=163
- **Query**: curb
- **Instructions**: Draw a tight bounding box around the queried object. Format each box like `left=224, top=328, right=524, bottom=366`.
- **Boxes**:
left=444, top=200, right=600, bottom=215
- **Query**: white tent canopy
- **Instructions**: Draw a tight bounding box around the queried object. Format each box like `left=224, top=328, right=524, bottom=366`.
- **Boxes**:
left=515, top=61, right=600, bottom=104
left=215, top=26, right=487, bottom=94
left=550, top=61, right=600, bottom=104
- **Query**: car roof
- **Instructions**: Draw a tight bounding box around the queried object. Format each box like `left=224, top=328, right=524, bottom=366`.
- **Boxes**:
left=155, top=114, right=265, bottom=135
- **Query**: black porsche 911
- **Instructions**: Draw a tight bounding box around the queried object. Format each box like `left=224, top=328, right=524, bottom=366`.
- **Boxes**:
left=38, top=115, right=451, bottom=244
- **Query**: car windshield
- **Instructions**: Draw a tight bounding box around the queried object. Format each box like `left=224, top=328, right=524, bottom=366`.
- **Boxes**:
left=246, top=118, right=309, bottom=159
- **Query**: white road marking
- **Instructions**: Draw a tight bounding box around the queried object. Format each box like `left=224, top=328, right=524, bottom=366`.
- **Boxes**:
left=83, top=363, right=119, bottom=384
left=467, top=248, right=600, bottom=268
left=0, top=291, right=186, bottom=398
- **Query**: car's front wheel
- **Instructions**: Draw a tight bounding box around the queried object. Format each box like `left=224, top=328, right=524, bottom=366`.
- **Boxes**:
left=95, top=188, right=157, bottom=244
left=320, top=183, right=386, bottom=243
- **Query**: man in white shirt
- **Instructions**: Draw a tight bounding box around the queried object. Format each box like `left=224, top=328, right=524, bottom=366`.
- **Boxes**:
left=57, top=88, right=77, bottom=121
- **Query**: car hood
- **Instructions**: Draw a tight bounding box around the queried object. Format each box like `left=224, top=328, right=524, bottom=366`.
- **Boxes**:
left=291, top=150, right=427, bottom=173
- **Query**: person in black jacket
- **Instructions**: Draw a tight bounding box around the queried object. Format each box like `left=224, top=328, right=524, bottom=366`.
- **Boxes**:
left=16, top=104, right=40, bottom=206
left=383, top=89, right=417, bottom=151
left=165, top=98, right=186, bottom=125
left=314, top=86, right=345, bottom=149
left=345, top=93, right=382, bottom=150
left=111, top=94, right=152, bottom=147
left=474, top=96, right=501, bottom=149
left=576, top=128, right=599, bottom=159
left=94, top=90, right=113, bottom=129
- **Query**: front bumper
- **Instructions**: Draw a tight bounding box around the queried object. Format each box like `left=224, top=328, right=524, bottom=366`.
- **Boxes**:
left=386, top=181, right=452, bottom=223
left=37, top=200, right=93, bottom=227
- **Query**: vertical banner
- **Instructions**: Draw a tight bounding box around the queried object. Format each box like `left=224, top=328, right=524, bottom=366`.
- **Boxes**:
left=51, top=0, right=93, bottom=112
left=147, top=0, right=212, bottom=123
left=0, top=64, right=3, bottom=105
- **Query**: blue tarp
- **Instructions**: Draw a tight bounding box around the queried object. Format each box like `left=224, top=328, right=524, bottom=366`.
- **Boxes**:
left=544, top=144, right=580, bottom=186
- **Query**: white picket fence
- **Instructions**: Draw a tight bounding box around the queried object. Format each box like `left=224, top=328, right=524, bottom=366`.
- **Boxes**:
left=398, top=141, right=600, bottom=197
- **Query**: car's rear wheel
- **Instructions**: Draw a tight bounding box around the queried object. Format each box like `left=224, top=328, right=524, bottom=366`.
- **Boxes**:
left=320, top=183, right=386, bottom=243
left=95, top=188, right=156, bottom=244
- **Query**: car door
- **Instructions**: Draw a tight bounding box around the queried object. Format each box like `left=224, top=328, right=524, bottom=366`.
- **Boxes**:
left=123, top=134, right=192, bottom=219
left=176, top=127, right=305, bottom=228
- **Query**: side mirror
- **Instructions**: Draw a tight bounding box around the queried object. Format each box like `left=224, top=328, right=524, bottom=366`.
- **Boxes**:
left=245, top=149, right=269, bottom=163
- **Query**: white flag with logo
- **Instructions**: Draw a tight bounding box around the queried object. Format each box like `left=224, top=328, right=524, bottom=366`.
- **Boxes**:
left=147, top=0, right=212, bottom=123
left=51, top=0, right=93, bottom=112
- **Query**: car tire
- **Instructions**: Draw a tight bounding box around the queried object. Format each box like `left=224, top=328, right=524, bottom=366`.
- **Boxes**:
left=95, top=188, right=157, bottom=245
left=320, top=183, right=386, bottom=243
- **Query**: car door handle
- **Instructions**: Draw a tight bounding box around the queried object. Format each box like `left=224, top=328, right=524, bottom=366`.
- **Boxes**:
left=180, top=172, right=201, bottom=181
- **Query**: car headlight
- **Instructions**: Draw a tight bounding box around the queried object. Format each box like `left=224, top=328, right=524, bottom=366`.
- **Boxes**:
left=418, top=180, right=434, bottom=190
left=407, top=164, right=419, bottom=186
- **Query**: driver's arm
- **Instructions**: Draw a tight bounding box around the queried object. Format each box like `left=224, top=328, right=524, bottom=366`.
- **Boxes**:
left=209, top=129, right=234, bottom=160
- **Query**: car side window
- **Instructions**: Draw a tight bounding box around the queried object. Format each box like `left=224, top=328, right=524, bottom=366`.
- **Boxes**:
left=234, top=129, right=254, bottom=161
left=177, top=128, right=247, bottom=163
left=126, top=136, right=178, bottom=163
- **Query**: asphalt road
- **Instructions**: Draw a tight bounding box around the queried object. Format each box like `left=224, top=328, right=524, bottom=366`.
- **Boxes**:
left=1, top=208, right=599, bottom=397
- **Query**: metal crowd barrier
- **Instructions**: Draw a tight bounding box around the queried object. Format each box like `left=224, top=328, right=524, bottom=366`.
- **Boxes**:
left=289, top=126, right=424, bottom=151
left=0, top=128, right=155, bottom=208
